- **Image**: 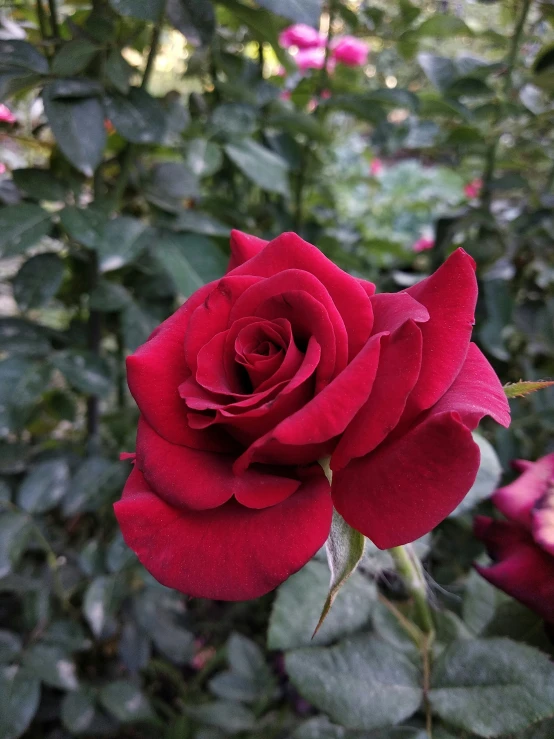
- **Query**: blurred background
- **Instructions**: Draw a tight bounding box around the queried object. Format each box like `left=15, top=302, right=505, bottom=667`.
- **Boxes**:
left=0, top=0, right=553, bottom=737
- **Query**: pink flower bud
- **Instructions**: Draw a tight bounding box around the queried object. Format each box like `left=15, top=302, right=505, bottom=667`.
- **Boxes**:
left=0, top=104, right=16, bottom=124
left=370, top=158, right=383, bottom=176
left=464, top=178, right=483, bottom=199
left=279, top=24, right=325, bottom=50
left=412, top=237, right=434, bottom=253
left=331, top=36, right=369, bottom=67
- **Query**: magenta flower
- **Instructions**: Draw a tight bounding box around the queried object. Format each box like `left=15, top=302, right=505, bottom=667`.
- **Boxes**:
left=475, top=453, right=554, bottom=624
left=279, top=24, right=324, bottom=50
left=370, top=158, right=383, bottom=176
left=331, top=36, right=369, bottom=67
left=413, top=237, right=434, bottom=253
left=0, top=104, right=16, bottom=124
left=464, top=178, right=483, bottom=199
left=295, top=47, right=335, bottom=73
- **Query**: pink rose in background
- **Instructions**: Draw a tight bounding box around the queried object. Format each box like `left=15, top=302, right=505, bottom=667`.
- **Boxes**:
left=0, top=163, right=6, bottom=175
left=0, top=104, right=16, bottom=124
left=279, top=24, right=324, bottom=50
left=475, top=453, right=554, bottom=624
left=331, top=36, right=369, bottom=67
left=370, top=158, right=383, bottom=176
left=295, top=47, right=334, bottom=73
left=279, top=90, right=291, bottom=101
left=464, top=178, right=483, bottom=199
left=413, top=237, right=434, bottom=253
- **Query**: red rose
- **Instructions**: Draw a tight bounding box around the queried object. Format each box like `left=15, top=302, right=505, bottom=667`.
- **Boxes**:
left=115, top=231, right=509, bottom=600
left=475, top=454, right=554, bottom=623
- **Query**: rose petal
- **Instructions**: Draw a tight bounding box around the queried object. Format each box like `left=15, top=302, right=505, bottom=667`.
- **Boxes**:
left=370, top=292, right=429, bottom=335
left=136, top=417, right=300, bottom=511
left=492, top=453, right=554, bottom=527
left=229, top=232, right=374, bottom=360
left=404, top=248, right=477, bottom=414
left=474, top=521, right=554, bottom=624
left=114, top=466, right=332, bottom=600
left=227, top=230, right=268, bottom=272
left=430, top=343, right=510, bottom=429
left=234, top=331, right=385, bottom=473
left=531, top=488, right=554, bottom=556
left=474, top=515, right=530, bottom=560
left=332, top=411, right=480, bottom=548
left=332, top=321, right=423, bottom=471
left=126, top=283, right=232, bottom=451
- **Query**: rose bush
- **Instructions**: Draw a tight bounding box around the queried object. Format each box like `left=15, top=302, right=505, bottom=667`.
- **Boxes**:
left=475, top=453, right=554, bottom=623
left=115, top=231, right=510, bottom=600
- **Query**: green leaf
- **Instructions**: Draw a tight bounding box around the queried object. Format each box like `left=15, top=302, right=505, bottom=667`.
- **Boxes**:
left=152, top=231, right=227, bottom=296
left=61, top=688, right=96, bottom=734
left=186, top=138, right=223, bottom=177
left=166, top=0, right=216, bottom=46
left=417, top=53, right=457, bottom=92
left=0, top=668, right=41, bottom=739
left=43, top=84, right=106, bottom=176
left=0, top=40, right=49, bottom=74
left=462, top=571, right=499, bottom=636
left=365, top=88, right=420, bottom=112
left=59, top=205, right=105, bottom=249
left=0, top=512, right=32, bottom=578
left=314, top=508, right=366, bottom=636
left=415, top=15, right=473, bottom=38
left=172, top=211, right=231, bottom=237
left=210, top=633, right=276, bottom=704
left=105, top=49, right=134, bottom=94
left=504, top=380, right=554, bottom=398
left=268, top=559, right=375, bottom=651
left=186, top=701, right=256, bottom=734
left=89, top=281, right=131, bottom=311
left=0, top=357, right=51, bottom=434
left=22, top=644, right=78, bottom=690
left=255, top=0, right=321, bottom=27
left=210, top=103, right=259, bottom=137
left=429, top=638, right=554, bottom=737
left=52, top=40, right=99, bottom=76
left=0, top=204, right=52, bottom=257
left=108, top=0, right=164, bottom=20
left=97, top=216, right=148, bottom=272
left=17, top=459, right=70, bottom=514
left=48, top=78, right=104, bottom=98
left=0, top=631, right=22, bottom=664
left=121, top=301, right=157, bottom=351
left=106, top=530, right=136, bottom=573
left=104, top=88, right=167, bottom=144
left=63, top=457, right=125, bottom=516
left=144, top=162, right=199, bottom=213
left=52, top=350, right=112, bottom=398
left=13, top=253, right=65, bottom=312
left=449, top=434, right=502, bottom=516
left=132, top=587, right=194, bottom=665
left=292, top=717, right=426, bottom=738
left=12, top=168, right=68, bottom=202
left=99, top=680, right=154, bottom=722
left=225, top=139, right=290, bottom=196
left=83, top=575, right=123, bottom=638
left=286, top=635, right=423, bottom=730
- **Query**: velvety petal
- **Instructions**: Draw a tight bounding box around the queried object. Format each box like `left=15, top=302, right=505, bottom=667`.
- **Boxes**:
left=136, top=417, right=299, bottom=511
left=474, top=516, right=530, bottom=560
left=474, top=522, right=554, bottom=624
left=185, top=275, right=261, bottom=376
left=332, top=321, right=423, bottom=471
left=492, top=453, right=554, bottom=527
left=357, top=277, right=376, bottom=298
left=370, top=292, right=429, bottom=335
left=430, top=343, right=510, bottom=430
left=404, top=248, right=477, bottom=414
left=332, top=411, right=480, bottom=548
left=227, top=230, right=268, bottom=272
left=234, top=332, right=384, bottom=473
left=531, top=488, right=554, bottom=556
left=229, top=269, right=347, bottom=388
left=114, top=466, right=333, bottom=601
left=229, top=232, right=374, bottom=360
left=126, top=282, right=232, bottom=451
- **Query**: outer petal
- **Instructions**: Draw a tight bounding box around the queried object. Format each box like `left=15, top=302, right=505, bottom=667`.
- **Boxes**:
left=332, top=411, right=480, bottom=548
left=136, top=417, right=300, bottom=510
left=474, top=518, right=554, bottom=624
left=227, top=230, right=268, bottom=272
left=332, top=321, right=423, bottom=471
left=405, top=248, right=477, bottom=414
left=229, top=232, right=374, bottom=360
left=430, top=343, right=510, bottom=430
left=370, top=292, right=429, bottom=335
left=234, top=332, right=385, bottom=473
left=114, top=466, right=333, bottom=601
left=531, top=488, right=554, bottom=557
left=126, top=283, right=232, bottom=451
left=492, top=453, right=554, bottom=527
